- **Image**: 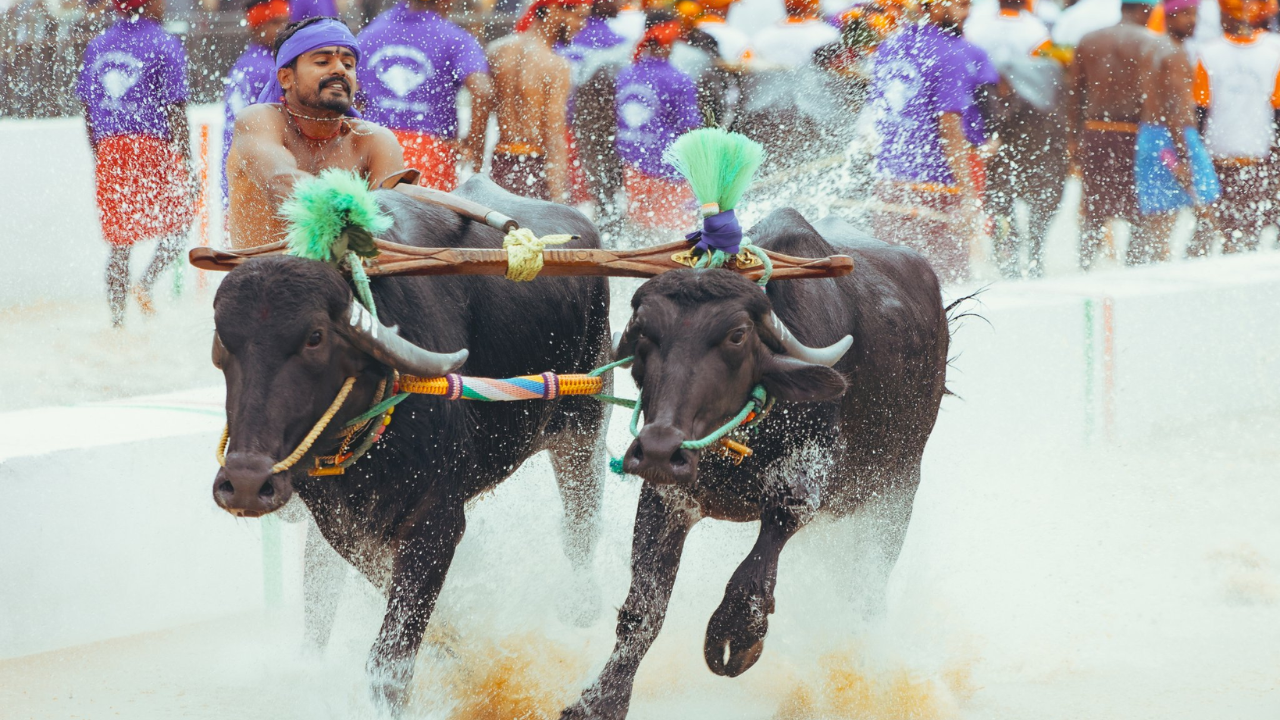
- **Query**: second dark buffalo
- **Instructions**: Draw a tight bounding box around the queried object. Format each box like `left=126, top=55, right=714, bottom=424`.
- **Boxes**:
left=562, top=210, right=950, bottom=719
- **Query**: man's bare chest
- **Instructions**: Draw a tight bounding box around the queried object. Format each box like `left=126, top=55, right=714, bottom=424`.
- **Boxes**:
left=283, top=134, right=368, bottom=176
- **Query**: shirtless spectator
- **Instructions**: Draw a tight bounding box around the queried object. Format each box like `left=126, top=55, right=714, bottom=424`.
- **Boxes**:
left=225, top=17, right=406, bottom=248
left=1069, top=0, right=1191, bottom=267
left=472, top=0, right=590, bottom=201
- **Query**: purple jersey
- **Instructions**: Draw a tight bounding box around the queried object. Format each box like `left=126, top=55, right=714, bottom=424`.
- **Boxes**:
left=291, top=0, right=337, bottom=22
left=356, top=3, right=487, bottom=138
left=615, top=57, right=701, bottom=179
left=562, top=15, right=626, bottom=66
left=870, top=23, right=974, bottom=185
left=221, top=43, right=275, bottom=204
left=77, top=16, right=188, bottom=143
left=959, top=39, right=997, bottom=146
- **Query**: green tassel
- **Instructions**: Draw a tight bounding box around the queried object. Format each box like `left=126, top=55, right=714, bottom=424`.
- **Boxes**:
left=609, top=457, right=626, bottom=476
left=662, top=127, right=766, bottom=212
left=282, top=169, right=393, bottom=265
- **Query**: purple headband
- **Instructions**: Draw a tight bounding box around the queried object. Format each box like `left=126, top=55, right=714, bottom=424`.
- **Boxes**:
left=1163, top=0, right=1198, bottom=13
left=255, top=18, right=361, bottom=115
left=686, top=209, right=744, bottom=256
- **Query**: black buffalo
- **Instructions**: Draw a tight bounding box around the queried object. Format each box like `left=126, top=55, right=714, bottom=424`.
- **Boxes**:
left=563, top=210, right=949, bottom=719
left=211, top=176, right=610, bottom=712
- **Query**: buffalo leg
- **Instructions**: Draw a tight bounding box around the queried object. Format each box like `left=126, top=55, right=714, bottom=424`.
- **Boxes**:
left=704, top=469, right=819, bottom=677
left=550, top=436, right=605, bottom=627
left=367, top=500, right=466, bottom=715
left=561, top=483, right=700, bottom=720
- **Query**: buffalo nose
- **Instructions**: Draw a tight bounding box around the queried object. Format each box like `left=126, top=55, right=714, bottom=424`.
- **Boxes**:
left=213, top=453, right=289, bottom=517
left=624, top=424, right=698, bottom=483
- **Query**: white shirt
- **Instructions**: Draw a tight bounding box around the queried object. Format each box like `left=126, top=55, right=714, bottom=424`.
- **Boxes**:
left=965, top=9, right=1052, bottom=64
left=1051, top=0, right=1120, bottom=47
left=608, top=7, right=645, bottom=45
left=1195, top=32, right=1280, bottom=159
left=752, top=18, right=841, bottom=69
left=697, top=18, right=753, bottom=63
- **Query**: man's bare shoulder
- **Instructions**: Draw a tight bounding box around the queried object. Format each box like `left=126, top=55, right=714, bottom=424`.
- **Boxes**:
left=348, top=118, right=396, bottom=144
left=234, top=103, right=286, bottom=134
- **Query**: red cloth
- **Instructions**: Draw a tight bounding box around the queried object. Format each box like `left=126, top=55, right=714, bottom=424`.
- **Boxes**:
left=114, top=0, right=147, bottom=13
left=515, top=0, right=591, bottom=33
left=247, top=0, right=289, bottom=28
left=633, top=20, right=682, bottom=62
left=624, top=165, right=694, bottom=230
left=94, top=135, right=193, bottom=247
left=393, top=129, right=458, bottom=191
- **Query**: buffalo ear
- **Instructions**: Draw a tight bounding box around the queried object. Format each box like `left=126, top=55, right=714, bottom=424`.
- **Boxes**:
left=614, top=318, right=642, bottom=360
left=760, top=354, right=848, bottom=403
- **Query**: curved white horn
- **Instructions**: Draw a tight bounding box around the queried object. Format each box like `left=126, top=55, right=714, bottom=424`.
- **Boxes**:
left=342, top=299, right=468, bottom=376
left=768, top=312, right=852, bottom=368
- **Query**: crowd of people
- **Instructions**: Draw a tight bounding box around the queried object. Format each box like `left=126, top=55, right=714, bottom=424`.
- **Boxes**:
left=66, top=0, right=1280, bottom=324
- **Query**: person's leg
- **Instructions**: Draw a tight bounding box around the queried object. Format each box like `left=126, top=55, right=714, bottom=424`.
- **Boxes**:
left=106, top=245, right=130, bottom=328
left=137, top=231, right=186, bottom=296
left=1127, top=212, right=1174, bottom=265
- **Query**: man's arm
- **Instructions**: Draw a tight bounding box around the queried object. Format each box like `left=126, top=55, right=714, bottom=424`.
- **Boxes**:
left=81, top=102, right=97, bottom=159
left=230, top=105, right=312, bottom=202
left=364, top=125, right=407, bottom=184
left=166, top=102, right=192, bottom=163
left=1066, top=43, right=1087, bottom=161
left=462, top=70, right=494, bottom=172
left=542, top=56, right=573, bottom=202
left=939, top=111, right=979, bottom=231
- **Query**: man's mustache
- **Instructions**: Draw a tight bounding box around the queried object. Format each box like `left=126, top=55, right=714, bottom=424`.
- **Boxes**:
left=318, top=76, right=351, bottom=93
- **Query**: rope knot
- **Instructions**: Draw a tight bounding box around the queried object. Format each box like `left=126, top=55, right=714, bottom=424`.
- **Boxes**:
left=503, top=228, right=575, bottom=282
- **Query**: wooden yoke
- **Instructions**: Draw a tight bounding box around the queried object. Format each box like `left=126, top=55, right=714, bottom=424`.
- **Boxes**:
left=191, top=169, right=854, bottom=281
left=189, top=239, right=853, bottom=281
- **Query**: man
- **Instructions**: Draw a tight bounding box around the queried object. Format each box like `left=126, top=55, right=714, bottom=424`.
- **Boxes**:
left=1188, top=0, right=1280, bottom=253
left=225, top=17, right=406, bottom=249
left=615, top=14, right=701, bottom=230
left=752, top=0, right=840, bottom=68
left=869, top=0, right=981, bottom=283
left=222, top=0, right=290, bottom=207
left=77, top=0, right=194, bottom=327
left=357, top=0, right=491, bottom=191
left=964, top=0, right=1067, bottom=278
left=1166, top=0, right=1204, bottom=46
left=473, top=0, right=589, bottom=201
left=1069, top=0, right=1191, bottom=267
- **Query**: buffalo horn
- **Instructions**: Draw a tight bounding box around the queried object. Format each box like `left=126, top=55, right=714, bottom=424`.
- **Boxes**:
left=341, top=299, right=469, bottom=376
left=768, top=312, right=852, bottom=368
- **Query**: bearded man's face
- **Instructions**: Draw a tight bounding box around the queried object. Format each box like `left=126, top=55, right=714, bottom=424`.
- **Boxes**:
left=282, top=46, right=358, bottom=114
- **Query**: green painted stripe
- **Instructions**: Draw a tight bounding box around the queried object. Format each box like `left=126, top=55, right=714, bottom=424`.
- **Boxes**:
left=1083, top=298, right=1095, bottom=442
left=261, top=515, right=282, bottom=608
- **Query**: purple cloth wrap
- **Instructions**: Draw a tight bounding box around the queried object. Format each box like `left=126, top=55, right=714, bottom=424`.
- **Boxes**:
left=256, top=18, right=362, bottom=116
left=686, top=209, right=743, bottom=256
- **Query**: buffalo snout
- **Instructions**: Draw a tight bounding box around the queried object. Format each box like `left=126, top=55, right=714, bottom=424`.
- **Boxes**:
left=214, top=453, right=292, bottom=517
left=624, top=424, right=699, bottom=484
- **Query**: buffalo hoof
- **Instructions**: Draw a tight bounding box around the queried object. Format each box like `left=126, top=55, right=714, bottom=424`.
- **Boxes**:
left=560, top=681, right=629, bottom=720
left=704, top=590, right=771, bottom=677
left=557, top=568, right=603, bottom=628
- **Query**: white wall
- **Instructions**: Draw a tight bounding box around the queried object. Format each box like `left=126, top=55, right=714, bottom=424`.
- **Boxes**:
left=0, top=107, right=226, bottom=308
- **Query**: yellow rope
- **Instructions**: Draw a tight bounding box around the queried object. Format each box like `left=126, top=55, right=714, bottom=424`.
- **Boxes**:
left=215, top=376, right=357, bottom=474
left=502, top=228, right=574, bottom=282
left=399, top=375, right=451, bottom=394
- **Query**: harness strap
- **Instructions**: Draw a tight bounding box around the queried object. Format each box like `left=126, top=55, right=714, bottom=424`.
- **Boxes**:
left=216, top=376, right=357, bottom=473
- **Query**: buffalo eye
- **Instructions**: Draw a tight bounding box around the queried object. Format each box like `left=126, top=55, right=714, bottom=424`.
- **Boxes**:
left=306, top=330, right=324, bottom=348
left=727, top=327, right=748, bottom=346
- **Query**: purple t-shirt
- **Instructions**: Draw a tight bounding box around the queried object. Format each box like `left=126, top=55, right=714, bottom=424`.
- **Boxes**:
left=356, top=4, right=487, bottom=138
left=615, top=57, right=701, bottom=179
left=959, top=39, right=997, bottom=146
left=561, top=16, right=626, bottom=66
left=291, top=0, right=337, bottom=22
left=870, top=23, right=973, bottom=185
left=221, top=43, right=275, bottom=204
left=77, top=16, right=188, bottom=142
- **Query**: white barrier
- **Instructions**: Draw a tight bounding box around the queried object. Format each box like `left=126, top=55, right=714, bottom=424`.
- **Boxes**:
left=2, top=253, right=1279, bottom=661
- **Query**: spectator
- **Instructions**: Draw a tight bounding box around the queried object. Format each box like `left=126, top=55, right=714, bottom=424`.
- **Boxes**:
left=752, top=0, right=840, bottom=69
left=1188, top=0, right=1280, bottom=254
left=222, top=0, right=290, bottom=206
left=615, top=14, right=701, bottom=230
left=357, top=0, right=491, bottom=190
left=77, top=0, right=194, bottom=326
left=868, top=0, right=980, bottom=283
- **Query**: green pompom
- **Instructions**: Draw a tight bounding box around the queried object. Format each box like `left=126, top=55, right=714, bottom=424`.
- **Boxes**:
left=662, top=127, right=766, bottom=212
left=609, top=457, right=626, bottom=476
left=282, top=169, right=393, bottom=264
